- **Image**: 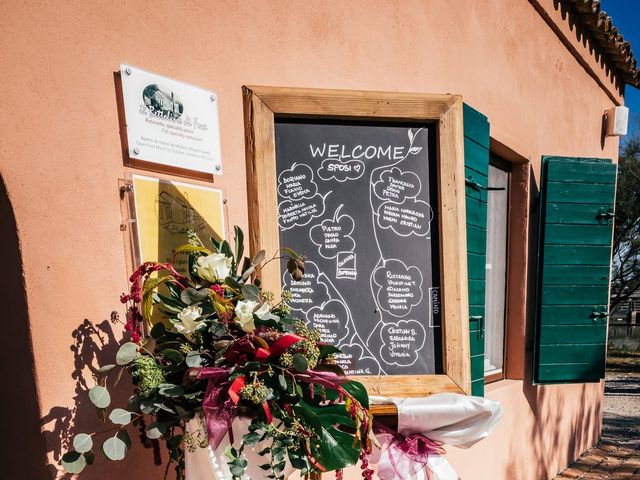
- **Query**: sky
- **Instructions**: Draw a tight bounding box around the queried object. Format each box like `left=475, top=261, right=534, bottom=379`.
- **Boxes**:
left=599, top=0, right=640, bottom=140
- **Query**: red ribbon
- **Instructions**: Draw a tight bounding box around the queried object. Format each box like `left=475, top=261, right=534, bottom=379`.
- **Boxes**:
left=228, top=375, right=246, bottom=405
left=269, top=333, right=304, bottom=357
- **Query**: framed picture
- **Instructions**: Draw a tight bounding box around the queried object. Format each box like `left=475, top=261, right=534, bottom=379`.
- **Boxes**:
left=128, top=174, right=226, bottom=276
left=242, top=86, right=470, bottom=410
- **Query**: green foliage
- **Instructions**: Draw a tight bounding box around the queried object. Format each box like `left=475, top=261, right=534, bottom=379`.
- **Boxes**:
left=612, top=135, right=640, bottom=309
left=61, top=226, right=373, bottom=480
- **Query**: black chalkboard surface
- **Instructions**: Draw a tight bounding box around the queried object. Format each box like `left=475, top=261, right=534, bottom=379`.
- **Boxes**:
left=275, top=119, right=442, bottom=376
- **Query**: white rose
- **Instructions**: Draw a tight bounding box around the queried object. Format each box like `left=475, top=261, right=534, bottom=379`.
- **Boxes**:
left=175, top=305, right=203, bottom=336
left=233, top=299, right=261, bottom=333
left=196, top=253, right=232, bottom=283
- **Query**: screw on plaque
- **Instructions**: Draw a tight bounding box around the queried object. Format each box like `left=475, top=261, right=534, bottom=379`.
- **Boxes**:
left=124, top=67, right=132, bottom=76
left=132, top=147, right=140, bottom=155
left=210, top=95, right=216, bottom=102
left=215, top=164, right=222, bottom=172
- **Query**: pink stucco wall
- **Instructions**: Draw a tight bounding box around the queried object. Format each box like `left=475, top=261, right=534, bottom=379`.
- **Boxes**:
left=0, top=1, right=622, bottom=479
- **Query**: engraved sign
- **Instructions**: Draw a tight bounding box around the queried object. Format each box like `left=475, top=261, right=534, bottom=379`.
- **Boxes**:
left=120, top=64, right=222, bottom=175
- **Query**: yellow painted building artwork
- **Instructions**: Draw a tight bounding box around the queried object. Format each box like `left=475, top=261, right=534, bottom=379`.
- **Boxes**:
left=131, top=174, right=225, bottom=277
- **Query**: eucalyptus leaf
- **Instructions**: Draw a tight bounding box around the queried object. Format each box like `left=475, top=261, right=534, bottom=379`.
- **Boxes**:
left=102, top=434, right=127, bottom=461
left=72, top=433, right=93, bottom=453
left=146, top=423, right=165, bottom=439
left=185, top=351, right=203, bottom=367
left=115, top=342, right=138, bottom=366
left=181, top=287, right=209, bottom=305
left=88, top=385, right=111, bottom=409
left=108, top=408, right=132, bottom=425
left=61, top=451, right=86, bottom=474
left=251, top=250, right=266, bottom=266
left=97, top=364, right=116, bottom=374
left=241, top=284, right=260, bottom=302
left=158, top=383, right=184, bottom=397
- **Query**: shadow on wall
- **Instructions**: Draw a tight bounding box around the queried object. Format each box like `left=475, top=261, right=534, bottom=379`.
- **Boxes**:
left=0, top=175, right=50, bottom=478
left=41, top=315, right=124, bottom=478
left=503, top=166, right=602, bottom=479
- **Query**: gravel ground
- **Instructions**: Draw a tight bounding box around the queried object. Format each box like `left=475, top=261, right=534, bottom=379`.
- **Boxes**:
left=602, top=354, right=640, bottom=446
left=554, top=354, right=640, bottom=479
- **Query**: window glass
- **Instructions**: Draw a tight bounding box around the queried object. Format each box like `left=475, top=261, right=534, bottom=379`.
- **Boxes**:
left=484, top=163, right=509, bottom=376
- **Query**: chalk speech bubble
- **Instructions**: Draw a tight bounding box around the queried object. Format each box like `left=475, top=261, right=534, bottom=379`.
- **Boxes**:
left=307, top=299, right=350, bottom=345
left=334, top=343, right=382, bottom=376
left=282, top=261, right=331, bottom=314
left=379, top=320, right=426, bottom=367
left=277, top=163, right=318, bottom=200
left=278, top=192, right=328, bottom=230
left=373, top=259, right=423, bottom=318
left=317, top=158, right=365, bottom=182
left=376, top=198, right=434, bottom=237
left=373, top=167, right=422, bottom=203
left=309, top=205, right=355, bottom=259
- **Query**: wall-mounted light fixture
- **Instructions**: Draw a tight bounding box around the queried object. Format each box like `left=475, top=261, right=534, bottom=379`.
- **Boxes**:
left=605, top=106, right=629, bottom=137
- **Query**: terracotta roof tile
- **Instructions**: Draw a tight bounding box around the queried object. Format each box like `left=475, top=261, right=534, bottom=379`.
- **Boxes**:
left=565, top=0, right=639, bottom=87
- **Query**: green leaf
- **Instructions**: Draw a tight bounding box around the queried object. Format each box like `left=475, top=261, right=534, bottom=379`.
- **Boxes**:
left=251, top=250, right=266, bottom=266
left=173, top=244, right=212, bottom=257
left=185, top=351, right=203, bottom=367
left=229, top=465, right=245, bottom=477
left=62, top=451, right=86, bottom=474
left=241, top=284, right=260, bottom=302
left=343, top=380, right=369, bottom=409
left=181, top=287, right=210, bottom=305
left=142, top=275, right=174, bottom=322
left=233, top=226, right=244, bottom=273
left=149, top=322, right=166, bottom=339
left=220, top=240, right=234, bottom=261
left=84, top=450, right=95, bottom=465
left=72, top=433, right=93, bottom=453
left=162, top=348, right=185, bottom=363
left=294, top=401, right=360, bottom=471
left=97, top=364, right=117, bottom=374
left=158, top=383, right=185, bottom=397
left=145, top=424, right=165, bottom=439
left=118, top=429, right=132, bottom=449
left=225, top=276, right=242, bottom=290
left=241, top=265, right=256, bottom=281
left=210, top=322, right=229, bottom=337
left=279, top=247, right=299, bottom=260
left=278, top=373, right=287, bottom=390
left=242, top=432, right=261, bottom=446
left=108, top=408, right=132, bottom=425
left=318, top=344, right=341, bottom=357
left=292, top=353, right=308, bottom=372
left=88, top=385, right=111, bottom=409
left=115, top=342, right=138, bottom=366
left=102, top=434, right=127, bottom=461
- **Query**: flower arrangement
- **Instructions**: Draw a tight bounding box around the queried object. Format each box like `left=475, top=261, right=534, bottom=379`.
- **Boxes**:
left=61, top=227, right=377, bottom=480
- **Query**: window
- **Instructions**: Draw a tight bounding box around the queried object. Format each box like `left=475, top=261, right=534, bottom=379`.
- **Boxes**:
left=484, top=161, right=510, bottom=380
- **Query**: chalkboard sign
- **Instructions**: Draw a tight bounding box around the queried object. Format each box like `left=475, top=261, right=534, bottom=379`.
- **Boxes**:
left=275, top=120, right=442, bottom=376
left=243, top=86, right=470, bottom=398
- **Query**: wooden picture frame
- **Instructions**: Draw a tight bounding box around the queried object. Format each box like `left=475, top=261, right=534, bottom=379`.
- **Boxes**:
left=242, top=86, right=471, bottom=413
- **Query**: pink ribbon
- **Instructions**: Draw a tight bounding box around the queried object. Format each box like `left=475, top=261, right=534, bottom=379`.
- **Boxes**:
left=195, top=367, right=237, bottom=450
left=375, top=421, right=445, bottom=480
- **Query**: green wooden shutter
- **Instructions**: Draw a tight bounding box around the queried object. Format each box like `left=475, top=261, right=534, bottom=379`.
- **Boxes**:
left=463, top=104, right=490, bottom=396
left=533, top=157, right=617, bottom=384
